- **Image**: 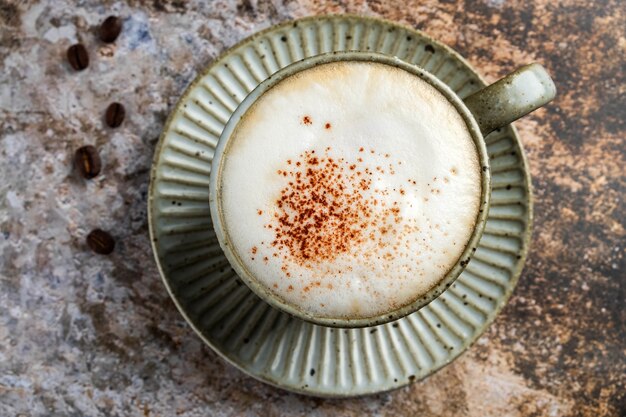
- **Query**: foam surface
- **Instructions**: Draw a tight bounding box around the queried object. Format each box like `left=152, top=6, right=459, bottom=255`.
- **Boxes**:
left=219, top=61, right=481, bottom=320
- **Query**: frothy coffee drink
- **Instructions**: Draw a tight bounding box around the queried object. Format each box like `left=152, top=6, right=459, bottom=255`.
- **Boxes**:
left=219, top=61, right=481, bottom=320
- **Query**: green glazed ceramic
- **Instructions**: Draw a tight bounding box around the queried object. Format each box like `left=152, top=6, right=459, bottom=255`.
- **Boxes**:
left=149, top=15, right=549, bottom=397
left=208, top=51, right=491, bottom=328
left=208, top=51, right=554, bottom=328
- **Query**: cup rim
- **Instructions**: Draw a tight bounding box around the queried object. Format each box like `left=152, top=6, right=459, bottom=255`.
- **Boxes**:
left=209, top=51, right=492, bottom=328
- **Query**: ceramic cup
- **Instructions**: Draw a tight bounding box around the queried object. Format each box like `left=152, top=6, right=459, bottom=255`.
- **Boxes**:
left=209, top=51, right=555, bottom=328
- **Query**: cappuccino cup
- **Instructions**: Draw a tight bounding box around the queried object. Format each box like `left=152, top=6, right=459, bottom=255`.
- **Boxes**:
left=209, top=52, right=555, bottom=328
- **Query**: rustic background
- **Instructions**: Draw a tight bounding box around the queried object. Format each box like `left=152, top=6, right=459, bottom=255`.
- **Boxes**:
left=0, top=0, right=624, bottom=416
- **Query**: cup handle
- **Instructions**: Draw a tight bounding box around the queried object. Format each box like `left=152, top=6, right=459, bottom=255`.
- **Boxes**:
left=463, top=63, right=556, bottom=136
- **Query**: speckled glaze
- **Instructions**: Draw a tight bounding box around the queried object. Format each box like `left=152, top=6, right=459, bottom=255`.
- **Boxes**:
left=209, top=50, right=553, bottom=328
left=209, top=51, right=492, bottom=328
left=150, top=15, right=536, bottom=396
left=464, top=63, right=556, bottom=135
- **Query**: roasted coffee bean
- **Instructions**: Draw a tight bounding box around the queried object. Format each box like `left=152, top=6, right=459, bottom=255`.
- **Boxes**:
left=105, top=102, right=125, bottom=128
left=75, top=145, right=101, bottom=179
left=67, top=44, right=89, bottom=71
left=99, top=16, right=123, bottom=43
left=86, top=229, right=115, bottom=255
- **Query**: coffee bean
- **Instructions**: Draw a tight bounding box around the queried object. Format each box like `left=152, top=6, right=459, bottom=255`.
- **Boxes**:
left=99, top=16, right=123, bottom=43
left=75, top=145, right=101, bottom=179
left=67, top=44, right=89, bottom=71
left=105, top=102, right=125, bottom=128
left=86, top=229, right=115, bottom=254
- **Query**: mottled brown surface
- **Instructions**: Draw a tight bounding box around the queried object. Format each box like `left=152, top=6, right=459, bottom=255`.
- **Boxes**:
left=0, top=0, right=624, bottom=416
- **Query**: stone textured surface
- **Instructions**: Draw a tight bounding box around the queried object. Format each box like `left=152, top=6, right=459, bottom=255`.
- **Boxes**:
left=0, top=1, right=624, bottom=416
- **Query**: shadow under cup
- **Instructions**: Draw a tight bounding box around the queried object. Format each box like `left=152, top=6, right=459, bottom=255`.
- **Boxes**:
left=209, top=52, right=492, bottom=328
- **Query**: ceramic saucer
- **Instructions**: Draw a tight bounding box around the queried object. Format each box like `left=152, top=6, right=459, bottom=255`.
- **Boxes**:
left=148, top=15, right=533, bottom=397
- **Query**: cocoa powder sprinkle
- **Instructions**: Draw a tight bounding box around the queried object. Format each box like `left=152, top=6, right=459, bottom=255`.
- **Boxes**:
left=266, top=149, right=374, bottom=266
left=248, top=146, right=462, bottom=291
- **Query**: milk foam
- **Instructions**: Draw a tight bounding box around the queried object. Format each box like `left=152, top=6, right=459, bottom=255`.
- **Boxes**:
left=220, top=61, right=481, bottom=320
